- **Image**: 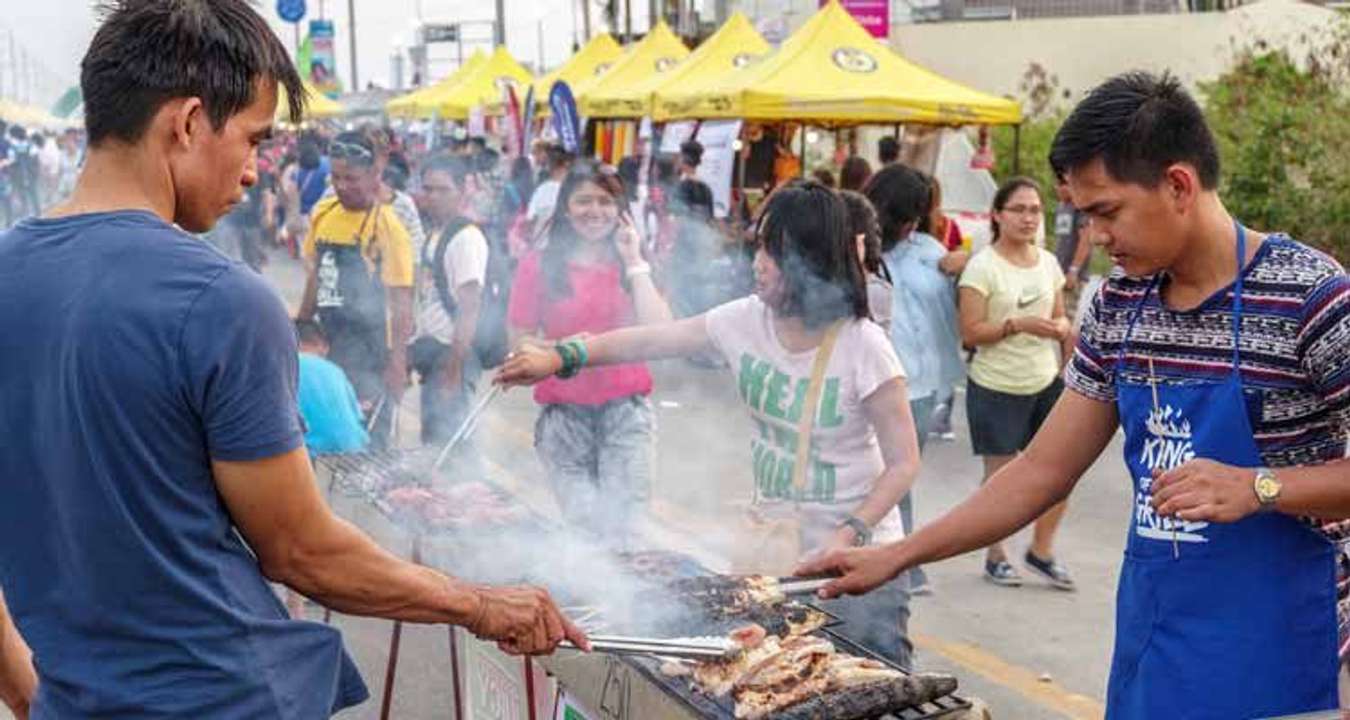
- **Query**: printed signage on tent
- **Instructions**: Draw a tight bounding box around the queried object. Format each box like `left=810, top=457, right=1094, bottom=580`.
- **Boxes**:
left=276, top=0, right=306, bottom=23
left=821, top=0, right=890, bottom=39
left=306, top=19, right=341, bottom=97
left=549, top=82, right=582, bottom=154
left=694, top=120, right=743, bottom=219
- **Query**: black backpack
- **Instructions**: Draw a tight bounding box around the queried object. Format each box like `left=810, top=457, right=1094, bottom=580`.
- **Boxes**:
left=425, top=217, right=513, bottom=368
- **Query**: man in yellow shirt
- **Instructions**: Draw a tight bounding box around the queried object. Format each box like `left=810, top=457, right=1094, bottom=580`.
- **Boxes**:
left=299, top=131, right=414, bottom=444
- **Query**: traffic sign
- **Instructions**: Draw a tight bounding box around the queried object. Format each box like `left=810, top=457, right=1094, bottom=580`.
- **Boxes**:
left=276, top=0, right=306, bottom=24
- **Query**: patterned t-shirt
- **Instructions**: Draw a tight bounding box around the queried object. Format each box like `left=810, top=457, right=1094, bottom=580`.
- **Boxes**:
left=1065, top=234, right=1350, bottom=655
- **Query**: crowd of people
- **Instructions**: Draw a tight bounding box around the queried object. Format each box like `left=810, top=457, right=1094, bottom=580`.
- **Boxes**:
left=0, top=121, right=83, bottom=229
left=5, top=1, right=1350, bottom=718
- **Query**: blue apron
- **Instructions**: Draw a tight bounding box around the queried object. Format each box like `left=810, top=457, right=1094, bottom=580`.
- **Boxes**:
left=1107, top=223, right=1339, bottom=719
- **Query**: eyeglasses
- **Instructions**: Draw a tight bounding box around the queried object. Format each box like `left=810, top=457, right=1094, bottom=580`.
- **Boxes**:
left=1001, top=204, right=1043, bottom=216
left=330, top=140, right=374, bottom=163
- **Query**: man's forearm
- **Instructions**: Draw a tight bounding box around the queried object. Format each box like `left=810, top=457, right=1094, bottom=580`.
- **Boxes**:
left=387, top=287, right=414, bottom=374
left=265, top=514, right=482, bottom=625
left=0, top=591, right=36, bottom=717
left=852, top=466, right=915, bottom=529
left=886, top=451, right=1077, bottom=570
left=449, top=286, right=482, bottom=365
left=1274, top=458, right=1350, bottom=519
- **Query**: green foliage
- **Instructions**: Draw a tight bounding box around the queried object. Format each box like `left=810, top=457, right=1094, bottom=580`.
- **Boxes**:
left=1202, top=48, right=1350, bottom=262
left=984, top=41, right=1350, bottom=263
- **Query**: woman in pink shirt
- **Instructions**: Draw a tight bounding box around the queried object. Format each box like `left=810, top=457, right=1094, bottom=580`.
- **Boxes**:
left=507, top=164, right=672, bottom=547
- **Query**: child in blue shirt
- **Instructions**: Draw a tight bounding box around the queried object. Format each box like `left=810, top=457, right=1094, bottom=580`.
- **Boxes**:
left=296, top=320, right=369, bottom=455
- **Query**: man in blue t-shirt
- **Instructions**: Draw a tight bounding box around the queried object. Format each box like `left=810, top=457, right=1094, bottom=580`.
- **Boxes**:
left=297, top=319, right=369, bottom=454
left=0, top=2, right=586, bottom=718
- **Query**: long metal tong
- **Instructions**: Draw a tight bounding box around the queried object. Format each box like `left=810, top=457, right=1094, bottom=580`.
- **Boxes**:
left=432, top=383, right=503, bottom=471
left=561, top=634, right=738, bottom=661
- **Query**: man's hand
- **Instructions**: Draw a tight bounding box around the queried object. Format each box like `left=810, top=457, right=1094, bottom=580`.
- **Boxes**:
left=793, top=544, right=905, bottom=600
left=467, top=585, right=591, bottom=656
left=1151, top=459, right=1260, bottom=523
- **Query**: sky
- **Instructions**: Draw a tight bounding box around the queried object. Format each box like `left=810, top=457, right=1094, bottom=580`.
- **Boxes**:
left=3, top=0, right=667, bottom=108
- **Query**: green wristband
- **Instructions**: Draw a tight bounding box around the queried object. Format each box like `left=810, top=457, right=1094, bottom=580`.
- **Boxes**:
left=555, top=342, right=579, bottom=379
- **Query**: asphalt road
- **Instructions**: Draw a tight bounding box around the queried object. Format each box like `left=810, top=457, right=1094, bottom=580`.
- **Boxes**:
left=3, top=247, right=1129, bottom=720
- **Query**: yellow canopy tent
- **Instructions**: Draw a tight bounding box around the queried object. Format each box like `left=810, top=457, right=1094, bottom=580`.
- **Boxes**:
left=594, top=12, right=770, bottom=120
left=384, top=50, right=486, bottom=119
left=277, top=81, right=344, bottom=121
left=0, top=100, right=73, bottom=130
left=532, top=33, right=624, bottom=112
left=660, top=0, right=1020, bottom=126
left=432, top=46, right=533, bottom=119
left=577, top=22, right=689, bottom=118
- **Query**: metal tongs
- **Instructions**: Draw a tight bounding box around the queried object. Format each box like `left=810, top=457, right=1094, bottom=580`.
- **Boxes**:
left=561, top=634, right=739, bottom=661
left=776, top=576, right=835, bottom=596
left=432, top=384, right=503, bottom=471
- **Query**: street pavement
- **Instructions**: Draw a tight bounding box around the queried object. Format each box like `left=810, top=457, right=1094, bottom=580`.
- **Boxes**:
left=4, top=247, right=1128, bottom=720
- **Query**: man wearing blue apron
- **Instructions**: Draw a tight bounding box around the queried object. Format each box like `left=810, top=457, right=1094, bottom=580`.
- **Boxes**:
left=801, top=71, right=1350, bottom=718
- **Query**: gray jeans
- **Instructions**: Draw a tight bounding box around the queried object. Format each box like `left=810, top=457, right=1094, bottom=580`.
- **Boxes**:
left=535, top=396, right=655, bottom=550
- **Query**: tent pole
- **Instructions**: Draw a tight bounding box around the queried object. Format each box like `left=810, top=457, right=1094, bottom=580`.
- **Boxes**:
left=1013, top=123, right=1022, bottom=176
left=798, top=124, right=806, bottom=178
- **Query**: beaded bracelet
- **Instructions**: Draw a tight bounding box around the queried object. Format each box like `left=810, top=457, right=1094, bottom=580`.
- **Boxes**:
left=555, top=341, right=579, bottom=379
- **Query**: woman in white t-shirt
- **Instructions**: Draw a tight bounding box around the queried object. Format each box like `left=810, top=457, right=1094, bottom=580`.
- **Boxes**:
left=498, top=180, right=922, bottom=667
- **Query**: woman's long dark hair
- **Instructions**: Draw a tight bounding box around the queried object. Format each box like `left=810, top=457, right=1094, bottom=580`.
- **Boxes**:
left=757, top=180, right=869, bottom=328
left=990, top=176, right=1041, bottom=243
left=541, top=162, right=633, bottom=299
left=862, top=163, right=930, bottom=253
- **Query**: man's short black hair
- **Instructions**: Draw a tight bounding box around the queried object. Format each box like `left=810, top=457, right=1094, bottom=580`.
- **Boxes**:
left=295, top=319, right=326, bottom=347
left=420, top=153, right=475, bottom=187
left=1049, top=71, right=1220, bottom=189
left=82, top=0, right=304, bottom=147
left=877, top=136, right=899, bottom=165
left=680, top=139, right=703, bottom=168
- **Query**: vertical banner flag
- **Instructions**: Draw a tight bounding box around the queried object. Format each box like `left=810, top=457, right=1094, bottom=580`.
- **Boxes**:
left=549, top=82, right=582, bottom=155
left=306, top=19, right=342, bottom=96
left=505, top=85, right=524, bottom=155
left=694, top=120, right=743, bottom=219
left=822, top=0, right=890, bottom=39
left=522, top=86, right=537, bottom=152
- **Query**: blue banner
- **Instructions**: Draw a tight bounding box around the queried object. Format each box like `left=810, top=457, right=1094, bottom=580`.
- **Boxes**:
left=549, top=82, right=581, bottom=155
left=277, top=0, right=306, bottom=23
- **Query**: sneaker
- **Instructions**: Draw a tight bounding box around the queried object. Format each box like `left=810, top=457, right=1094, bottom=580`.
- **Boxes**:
left=983, top=559, right=1023, bottom=587
left=938, top=431, right=957, bottom=442
left=1024, top=551, right=1077, bottom=591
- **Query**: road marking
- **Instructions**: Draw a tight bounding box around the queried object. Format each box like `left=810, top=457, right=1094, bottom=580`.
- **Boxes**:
left=911, top=632, right=1105, bottom=720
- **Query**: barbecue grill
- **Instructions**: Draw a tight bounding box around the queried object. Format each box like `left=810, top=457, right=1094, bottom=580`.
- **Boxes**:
left=313, top=455, right=973, bottom=720
left=539, top=629, right=971, bottom=720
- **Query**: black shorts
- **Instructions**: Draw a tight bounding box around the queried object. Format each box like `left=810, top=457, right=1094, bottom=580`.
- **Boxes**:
left=966, top=376, right=1064, bottom=456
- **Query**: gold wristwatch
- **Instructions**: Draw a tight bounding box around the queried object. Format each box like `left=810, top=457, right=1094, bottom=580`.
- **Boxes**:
left=1253, top=467, right=1282, bottom=510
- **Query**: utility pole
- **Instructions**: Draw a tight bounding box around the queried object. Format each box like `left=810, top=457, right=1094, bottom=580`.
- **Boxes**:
left=581, top=0, right=592, bottom=41
left=537, top=19, right=545, bottom=70
left=495, top=0, right=506, bottom=46
left=347, top=0, right=358, bottom=90
left=624, top=0, right=633, bottom=41
left=649, top=0, right=659, bottom=30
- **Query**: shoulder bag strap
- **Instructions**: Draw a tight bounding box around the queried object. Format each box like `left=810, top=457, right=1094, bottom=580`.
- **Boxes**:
left=792, top=320, right=846, bottom=498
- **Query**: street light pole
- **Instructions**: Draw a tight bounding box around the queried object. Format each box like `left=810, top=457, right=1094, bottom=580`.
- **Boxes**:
left=495, top=0, right=506, bottom=46
left=347, top=0, right=358, bottom=90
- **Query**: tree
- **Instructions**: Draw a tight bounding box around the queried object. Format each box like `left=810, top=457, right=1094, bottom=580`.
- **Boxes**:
left=1202, top=47, right=1350, bottom=261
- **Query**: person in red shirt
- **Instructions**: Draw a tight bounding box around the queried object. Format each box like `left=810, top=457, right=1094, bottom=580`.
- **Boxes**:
left=507, top=163, right=672, bottom=548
